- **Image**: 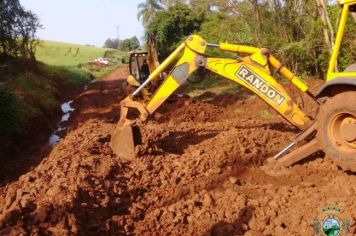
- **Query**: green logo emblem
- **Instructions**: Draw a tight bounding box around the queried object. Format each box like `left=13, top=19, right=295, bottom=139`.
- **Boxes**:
left=312, top=205, right=351, bottom=236
left=322, top=216, right=340, bottom=236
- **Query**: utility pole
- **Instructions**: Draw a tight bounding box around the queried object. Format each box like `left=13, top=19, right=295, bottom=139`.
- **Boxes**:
left=116, top=26, right=120, bottom=49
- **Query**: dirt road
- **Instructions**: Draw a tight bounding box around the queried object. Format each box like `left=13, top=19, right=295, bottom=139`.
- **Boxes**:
left=0, top=66, right=355, bottom=235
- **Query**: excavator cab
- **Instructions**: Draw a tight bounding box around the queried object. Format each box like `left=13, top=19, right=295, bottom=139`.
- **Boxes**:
left=126, top=51, right=151, bottom=99
left=127, top=51, right=149, bottom=84
left=126, top=35, right=161, bottom=99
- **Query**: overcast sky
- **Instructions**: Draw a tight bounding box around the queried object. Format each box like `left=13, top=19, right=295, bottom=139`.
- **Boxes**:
left=20, top=0, right=145, bottom=47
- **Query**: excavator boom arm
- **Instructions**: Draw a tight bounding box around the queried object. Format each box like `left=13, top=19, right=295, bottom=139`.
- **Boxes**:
left=204, top=57, right=311, bottom=129
left=112, top=35, right=316, bottom=160
left=126, top=35, right=312, bottom=130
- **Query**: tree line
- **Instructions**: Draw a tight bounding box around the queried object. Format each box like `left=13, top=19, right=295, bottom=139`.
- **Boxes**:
left=0, top=0, right=41, bottom=61
left=103, top=36, right=140, bottom=51
left=137, top=0, right=356, bottom=77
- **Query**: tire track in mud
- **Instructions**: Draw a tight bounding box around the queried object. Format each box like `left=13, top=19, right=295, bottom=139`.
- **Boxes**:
left=0, top=70, right=355, bottom=235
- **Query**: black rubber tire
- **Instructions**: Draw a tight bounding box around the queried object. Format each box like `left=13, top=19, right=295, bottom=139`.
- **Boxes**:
left=317, top=90, right=356, bottom=171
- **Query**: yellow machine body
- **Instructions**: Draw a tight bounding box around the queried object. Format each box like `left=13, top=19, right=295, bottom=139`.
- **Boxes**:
left=138, top=35, right=312, bottom=130
left=327, top=0, right=356, bottom=81
left=112, top=35, right=314, bottom=160
left=112, top=2, right=356, bottom=171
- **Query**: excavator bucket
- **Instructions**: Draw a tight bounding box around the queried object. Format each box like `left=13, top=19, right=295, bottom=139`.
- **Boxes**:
left=110, top=125, right=135, bottom=160
left=110, top=96, right=149, bottom=159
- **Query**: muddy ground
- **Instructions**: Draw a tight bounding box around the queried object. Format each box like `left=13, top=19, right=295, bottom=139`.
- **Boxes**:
left=0, top=66, right=355, bottom=235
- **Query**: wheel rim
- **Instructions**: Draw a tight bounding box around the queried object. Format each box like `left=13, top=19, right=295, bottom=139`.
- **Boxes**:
left=328, top=113, right=356, bottom=153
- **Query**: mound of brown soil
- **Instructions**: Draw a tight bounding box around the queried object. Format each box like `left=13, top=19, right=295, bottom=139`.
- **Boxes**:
left=0, top=71, right=355, bottom=235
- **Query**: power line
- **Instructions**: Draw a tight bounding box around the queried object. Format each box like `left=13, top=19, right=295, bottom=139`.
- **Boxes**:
left=116, top=26, right=120, bottom=49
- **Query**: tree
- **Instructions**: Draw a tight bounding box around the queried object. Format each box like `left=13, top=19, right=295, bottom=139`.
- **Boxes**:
left=104, top=38, right=119, bottom=49
left=118, top=37, right=140, bottom=51
left=137, top=0, right=164, bottom=27
left=142, top=0, right=355, bottom=76
left=146, top=3, right=206, bottom=59
left=316, top=0, right=335, bottom=54
left=0, top=0, right=41, bottom=60
left=104, top=37, right=140, bottom=51
left=161, top=0, right=185, bottom=7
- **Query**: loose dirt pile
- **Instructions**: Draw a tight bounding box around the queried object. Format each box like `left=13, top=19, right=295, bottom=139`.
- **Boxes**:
left=0, top=68, right=355, bottom=235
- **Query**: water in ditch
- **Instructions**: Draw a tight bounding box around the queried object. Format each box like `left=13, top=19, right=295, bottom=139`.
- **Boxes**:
left=47, top=100, right=75, bottom=146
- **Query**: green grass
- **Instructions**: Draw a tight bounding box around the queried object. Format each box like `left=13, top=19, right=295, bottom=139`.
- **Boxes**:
left=33, top=40, right=127, bottom=109
left=13, top=73, right=58, bottom=110
left=0, top=85, right=30, bottom=135
left=185, top=74, right=223, bottom=92
left=0, top=56, right=94, bottom=138
left=40, top=63, right=93, bottom=87
left=0, top=71, right=58, bottom=136
left=35, top=40, right=126, bottom=67
left=1, top=41, right=127, bottom=153
left=35, top=40, right=128, bottom=80
left=259, top=110, right=273, bottom=119
left=185, top=72, right=242, bottom=99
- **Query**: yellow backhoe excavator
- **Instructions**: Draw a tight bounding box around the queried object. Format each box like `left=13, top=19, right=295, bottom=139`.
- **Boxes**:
left=111, top=0, right=356, bottom=171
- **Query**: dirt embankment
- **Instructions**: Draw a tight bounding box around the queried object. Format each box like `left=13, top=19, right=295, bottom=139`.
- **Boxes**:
left=0, top=67, right=355, bottom=235
left=0, top=62, right=84, bottom=185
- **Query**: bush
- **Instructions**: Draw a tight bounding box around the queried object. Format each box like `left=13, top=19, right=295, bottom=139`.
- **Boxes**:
left=40, top=64, right=93, bottom=87
left=0, top=85, right=20, bottom=134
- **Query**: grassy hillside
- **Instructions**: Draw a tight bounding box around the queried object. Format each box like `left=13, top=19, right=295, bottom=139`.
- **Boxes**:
left=0, top=58, right=88, bottom=157
left=36, top=40, right=126, bottom=66
left=0, top=41, right=127, bottom=157
left=35, top=40, right=128, bottom=79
